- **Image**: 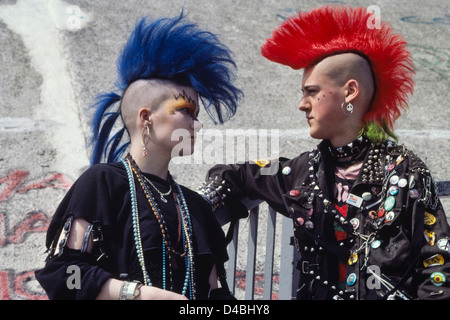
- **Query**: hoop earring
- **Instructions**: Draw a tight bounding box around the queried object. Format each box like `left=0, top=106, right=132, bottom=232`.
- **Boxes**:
left=141, top=125, right=150, bottom=157
left=341, top=101, right=354, bottom=116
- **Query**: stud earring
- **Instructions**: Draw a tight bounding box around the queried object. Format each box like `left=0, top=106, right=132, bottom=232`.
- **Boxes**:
left=141, top=125, right=150, bottom=157
left=341, top=101, right=354, bottom=116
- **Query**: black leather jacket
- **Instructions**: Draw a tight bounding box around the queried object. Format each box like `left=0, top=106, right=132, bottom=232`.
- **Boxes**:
left=203, top=139, right=450, bottom=300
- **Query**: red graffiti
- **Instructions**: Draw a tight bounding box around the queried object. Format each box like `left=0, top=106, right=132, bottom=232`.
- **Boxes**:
left=0, top=212, right=50, bottom=246
left=235, top=270, right=280, bottom=300
left=0, top=170, right=29, bottom=202
left=0, top=169, right=72, bottom=300
left=0, top=170, right=72, bottom=202
left=0, top=270, right=47, bottom=300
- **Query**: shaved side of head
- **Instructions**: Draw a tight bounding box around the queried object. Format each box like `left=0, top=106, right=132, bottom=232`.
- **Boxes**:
left=311, top=53, right=375, bottom=107
left=120, top=79, right=175, bottom=136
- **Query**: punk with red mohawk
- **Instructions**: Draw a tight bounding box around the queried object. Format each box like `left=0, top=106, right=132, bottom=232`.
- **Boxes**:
left=201, top=5, right=450, bottom=300
left=261, top=5, right=415, bottom=139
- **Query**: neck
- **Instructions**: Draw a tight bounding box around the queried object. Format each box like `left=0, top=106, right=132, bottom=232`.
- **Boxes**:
left=129, top=143, right=170, bottom=180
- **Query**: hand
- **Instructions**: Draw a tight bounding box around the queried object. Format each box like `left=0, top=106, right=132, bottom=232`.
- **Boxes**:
left=137, top=285, right=188, bottom=300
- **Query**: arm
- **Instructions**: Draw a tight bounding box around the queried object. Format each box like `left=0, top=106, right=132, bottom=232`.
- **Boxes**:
left=199, top=159, right=292, bottom=220
left=67, top=218, right=187, bottom=300
left=407, top=162, right=450, bottom=299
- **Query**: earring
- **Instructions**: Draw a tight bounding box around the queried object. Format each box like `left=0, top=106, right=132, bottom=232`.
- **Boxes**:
left=141, top=125, right=150, bottom=157
left=341, top=101, right=354, bottom=116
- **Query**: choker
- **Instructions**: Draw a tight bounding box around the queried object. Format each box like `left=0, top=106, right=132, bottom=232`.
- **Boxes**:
left=327, top=136, right=371, bottom=167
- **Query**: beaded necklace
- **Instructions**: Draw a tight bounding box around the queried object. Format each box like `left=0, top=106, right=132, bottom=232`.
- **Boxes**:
left=121, top=155, right=196, bottom=299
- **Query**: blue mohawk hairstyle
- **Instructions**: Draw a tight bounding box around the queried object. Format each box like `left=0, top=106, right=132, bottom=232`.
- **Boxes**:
left=90, top=13, right=242, bottom=165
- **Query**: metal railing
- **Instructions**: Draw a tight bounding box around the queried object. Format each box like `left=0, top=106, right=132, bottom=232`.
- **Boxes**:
left=220, top=180, right=450, bottom=300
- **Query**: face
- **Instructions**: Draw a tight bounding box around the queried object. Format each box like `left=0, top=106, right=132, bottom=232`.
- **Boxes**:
left=150, top=86, right=202, bottom=157
left=299, top=65, right=350, bottom=146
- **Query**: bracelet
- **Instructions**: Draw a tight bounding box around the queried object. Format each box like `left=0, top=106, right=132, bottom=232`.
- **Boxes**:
left=119, top=281, right=142, bottom=300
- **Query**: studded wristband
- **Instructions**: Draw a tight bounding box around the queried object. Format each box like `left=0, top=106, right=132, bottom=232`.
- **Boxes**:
left=118, top=281, right=142, bottom=300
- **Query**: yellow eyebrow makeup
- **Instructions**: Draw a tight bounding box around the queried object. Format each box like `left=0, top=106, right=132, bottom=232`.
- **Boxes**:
left=166, top=90, right=198, bottom=117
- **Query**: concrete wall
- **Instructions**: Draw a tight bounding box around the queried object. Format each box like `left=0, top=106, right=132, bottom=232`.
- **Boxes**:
left=0, top=0, right=448, bottom=299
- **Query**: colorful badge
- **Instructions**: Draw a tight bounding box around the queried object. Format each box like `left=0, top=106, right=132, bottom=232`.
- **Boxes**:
left=254, top=160, right=270, bottom=167
left=385, top=211, right=395, bottom=223
left=347, top=193, right=363, bottom=208
left=388, top=186, right=398, bottom=195
left=348, top=253, right=358, bottom=265
left=437, top=238, right=450, bottom=252
left=289, top=189, right=300, bottom=197
left=424, top=230, right=436, bottom=246
left=368, top=210, right=378, bottom=220
left=389, top=175, right=399, bottom=185
left=384, top=196, right=396, bottom=211
left=371, top=240, right=381, bottom=249
left=423, top=254, right=445, bottom=268
left=424, top=212, right=436, bottom=226
left=304, top=220, right=314, bottom=229
left=409, top=189, right=419, bottom=199
left=430, top=272, right=446, bottom=287
left=362, top=192, right=372, bottom=201
left=282, top=166, right=292, bottom=175
left=347, top=273, right=357, bottom=286
left=350, top=218, right=360, bottom=230
left=398, top=178, right=408, bottom=188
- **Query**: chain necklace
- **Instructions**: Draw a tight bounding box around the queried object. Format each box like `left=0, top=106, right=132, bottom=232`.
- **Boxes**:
left=121, top=155, right=196, bottom=299
left=143, top=175, right=172, bottom=203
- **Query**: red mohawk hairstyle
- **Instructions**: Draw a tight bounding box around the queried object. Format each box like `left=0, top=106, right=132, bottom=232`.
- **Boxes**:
left=261, top=6, right=415, bottom=132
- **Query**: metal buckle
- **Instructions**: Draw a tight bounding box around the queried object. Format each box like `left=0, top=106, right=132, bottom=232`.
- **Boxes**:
left=301, top=260, right=319, bottom=274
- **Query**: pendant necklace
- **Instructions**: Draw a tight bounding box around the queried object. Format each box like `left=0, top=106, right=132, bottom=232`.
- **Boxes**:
left=143, top=175, right=172, bottom=203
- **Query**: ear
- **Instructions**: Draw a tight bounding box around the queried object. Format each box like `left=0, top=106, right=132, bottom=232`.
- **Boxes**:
left=344, top=79, right=360, bottom=103
left=138, top=107, right=153, bottom=127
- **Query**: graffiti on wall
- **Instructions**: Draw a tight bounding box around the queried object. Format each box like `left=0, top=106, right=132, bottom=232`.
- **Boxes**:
left=0, top=169, right=72, bottom=300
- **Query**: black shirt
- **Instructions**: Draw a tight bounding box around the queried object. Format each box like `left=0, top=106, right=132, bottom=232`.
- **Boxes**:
left=35, top=162, right=228, bottom=300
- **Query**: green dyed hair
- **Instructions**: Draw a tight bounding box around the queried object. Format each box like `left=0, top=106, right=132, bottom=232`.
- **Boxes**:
left=362, top=121, right=398, bottom=145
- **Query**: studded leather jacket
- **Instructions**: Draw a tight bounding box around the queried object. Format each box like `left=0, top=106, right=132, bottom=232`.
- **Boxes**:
left=201, top=139, right=450, bottom=300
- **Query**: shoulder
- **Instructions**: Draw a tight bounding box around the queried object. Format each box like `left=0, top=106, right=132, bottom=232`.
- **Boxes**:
left=385, top=141, right=429, bottom=171
left=75, top=162, right=125, bottom=185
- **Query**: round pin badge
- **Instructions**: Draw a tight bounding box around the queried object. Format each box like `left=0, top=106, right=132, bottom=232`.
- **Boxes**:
left=362, top=192, right=372, bottom=201
left=384, top=196, right=396, bottom=211
left=377, top=209, right=386, bottom=218
left=430, top=272, right=446, bottom=287
left=385, top=211, right=395, bottom=223
left=388, top=186, right=398, bottom=195
left=350, top=218, right=359, bottom=230
left=409, top=189, right=419, bottom=199
left=282, top=166, right=292, bottom=175
left=371, top=240, right=381, bottom=249
left=437, top=238, right=450, bottom=252
left=347, top=273, right=357, bottom=286
left=389, top=175, right=399, bottom=185
left=289, top=189, right=300, bottom=197
left=398, top=178, right=407, bottom=188
left=304, top=220, right=314, bottom=229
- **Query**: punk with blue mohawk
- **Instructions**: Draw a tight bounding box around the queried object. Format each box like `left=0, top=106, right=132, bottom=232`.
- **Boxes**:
left=36, top=13, right=240, bottom=300
left=91, top=13, right=242, bottom=164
